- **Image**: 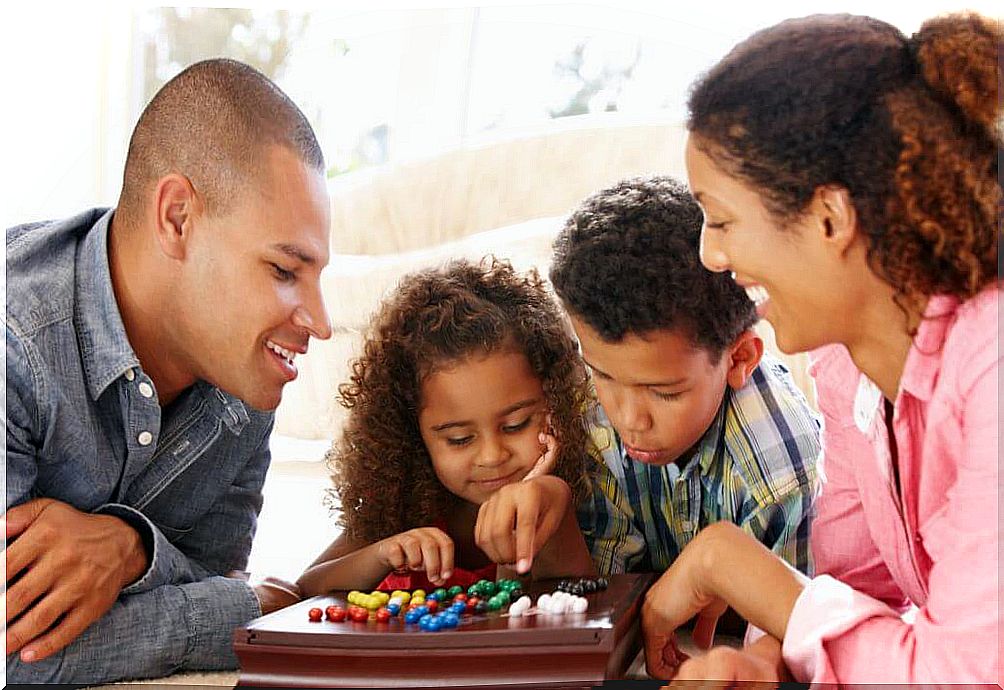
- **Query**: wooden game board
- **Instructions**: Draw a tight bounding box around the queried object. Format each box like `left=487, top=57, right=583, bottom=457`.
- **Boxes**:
left=233, top=573, right=655, bottom=688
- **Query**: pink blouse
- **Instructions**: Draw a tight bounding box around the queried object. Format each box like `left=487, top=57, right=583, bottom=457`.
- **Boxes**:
left=782, top=287, right=1000, bottom=683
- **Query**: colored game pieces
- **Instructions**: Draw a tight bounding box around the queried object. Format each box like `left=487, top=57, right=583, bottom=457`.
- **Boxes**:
left=307, top=577, right=600, bottom=630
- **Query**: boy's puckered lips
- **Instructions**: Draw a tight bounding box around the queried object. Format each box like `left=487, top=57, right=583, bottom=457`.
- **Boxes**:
left=623, top=444, right=673, bottom=465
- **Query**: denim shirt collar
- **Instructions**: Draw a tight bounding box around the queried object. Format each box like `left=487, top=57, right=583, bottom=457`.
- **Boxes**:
left=74, top=209, right=141, bottom=401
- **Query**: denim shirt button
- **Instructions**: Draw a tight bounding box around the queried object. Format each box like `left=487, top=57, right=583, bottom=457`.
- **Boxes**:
left=137, top=431, right=153, bottom=446
left=124, top=369, right=136, bottom=382
left=138, top=382, right=154, bottom=398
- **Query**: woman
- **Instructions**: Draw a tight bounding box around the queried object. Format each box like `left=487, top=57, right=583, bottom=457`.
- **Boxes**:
left=642, top=12, right=1000, bottom=685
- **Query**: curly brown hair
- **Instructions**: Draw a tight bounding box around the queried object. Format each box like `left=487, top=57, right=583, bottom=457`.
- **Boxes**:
left=687, top=12, right=1001, bottom=320
left=550, top=175, right=756, bottom=361
left=326, top=258, right=593, bottom=543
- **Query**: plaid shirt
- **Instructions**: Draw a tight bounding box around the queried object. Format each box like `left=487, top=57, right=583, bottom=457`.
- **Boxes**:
left=578, top=353, right=822, bottom=575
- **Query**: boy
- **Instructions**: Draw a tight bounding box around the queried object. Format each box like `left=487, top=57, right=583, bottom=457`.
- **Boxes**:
left=550, top=175, right=821, bottom=577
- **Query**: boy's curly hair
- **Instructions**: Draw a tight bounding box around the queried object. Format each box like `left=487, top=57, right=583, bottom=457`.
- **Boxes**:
left=550, top=175, right=757, bottom=360
left=687, top=12, right=1001, bottom=319
left=327, top=258, right=592, bottom=543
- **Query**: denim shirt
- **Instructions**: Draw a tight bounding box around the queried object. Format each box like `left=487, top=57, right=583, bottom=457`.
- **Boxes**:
left=5, top=209, right=273, bottom=684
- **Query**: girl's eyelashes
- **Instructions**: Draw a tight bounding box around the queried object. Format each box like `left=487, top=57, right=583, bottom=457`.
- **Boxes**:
left=502, top=417, right=532, bottom=433
left=704, top=220, right=730, bottom=231
left=443, top=416, right=532, bottom=446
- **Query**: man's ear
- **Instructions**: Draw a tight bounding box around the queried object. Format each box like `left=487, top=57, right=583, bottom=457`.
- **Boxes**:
left=811, top=185, right=858, bottom=257
left=151, top=173, right=200, bottom=260
left=725, top=330, right=763, bottom=390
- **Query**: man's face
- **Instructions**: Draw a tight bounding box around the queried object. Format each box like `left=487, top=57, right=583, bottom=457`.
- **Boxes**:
left=179, top=145, right=332, bottom=410
left=569, top=314, right=729, bottom=466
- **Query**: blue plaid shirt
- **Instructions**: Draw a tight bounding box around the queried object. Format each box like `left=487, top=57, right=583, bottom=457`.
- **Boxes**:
left=579, top=353, right=822, bottom=575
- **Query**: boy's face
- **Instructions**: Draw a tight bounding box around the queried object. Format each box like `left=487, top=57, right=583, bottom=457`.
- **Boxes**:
left=418, top=350, right=549, bottom=505
left=570, top=315, right=729, bottom=466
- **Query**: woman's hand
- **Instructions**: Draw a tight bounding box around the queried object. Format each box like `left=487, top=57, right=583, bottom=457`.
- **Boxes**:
left=376, top=527, right=455, bottom=586
left=643, top=539, right=729, bottom=679
left=668, top=644, right=783, bottom=687
left=475, top=475, right=571, bottom=573
left=642, top=522, right=806, bottom=679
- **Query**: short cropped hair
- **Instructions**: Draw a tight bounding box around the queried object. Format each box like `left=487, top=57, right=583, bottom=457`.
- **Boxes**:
left=119, top=58, right=324, bottom=221
left=550, top=176, right=756, bottom=359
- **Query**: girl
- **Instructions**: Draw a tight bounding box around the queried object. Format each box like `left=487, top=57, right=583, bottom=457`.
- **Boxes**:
left=641, top=11, right=1000, bottom=685
left=298, top=258, right=596, bottom=595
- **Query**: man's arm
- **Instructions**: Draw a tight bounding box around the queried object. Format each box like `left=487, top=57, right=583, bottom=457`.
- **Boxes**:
left=5, top=575, right=260, bottom=685
left=5, top=328, right=271, bottom=674
left=110, top=417, right=273, bottom=596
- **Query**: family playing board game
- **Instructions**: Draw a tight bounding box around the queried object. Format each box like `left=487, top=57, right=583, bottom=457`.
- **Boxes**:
left=5, top=10, right=1000, bottom=687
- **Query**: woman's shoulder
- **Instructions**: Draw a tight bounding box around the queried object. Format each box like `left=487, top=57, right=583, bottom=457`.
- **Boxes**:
left=948, top=284, right=999, bottom=344
left=941, top=284, right=1001, bottom=390
left=806, top=345, right=859, bottom=419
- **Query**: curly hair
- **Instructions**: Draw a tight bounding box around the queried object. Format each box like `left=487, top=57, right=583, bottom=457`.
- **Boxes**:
left=687, top=12, right=1001, bottom=320
left=550, top=175, right=757, bottom=360
left=327, top=258, right=593, bottom=543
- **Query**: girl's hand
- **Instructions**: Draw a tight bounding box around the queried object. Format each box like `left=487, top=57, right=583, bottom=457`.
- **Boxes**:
left=523, top=414, right=558, bottom=481
left=376, top=527, right=455, bottom=586
left=474, top=475, right=571, bottom=574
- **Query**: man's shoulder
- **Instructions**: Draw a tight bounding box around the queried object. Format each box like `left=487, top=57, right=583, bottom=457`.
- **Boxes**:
left=6, top=208, right=110, bottom=337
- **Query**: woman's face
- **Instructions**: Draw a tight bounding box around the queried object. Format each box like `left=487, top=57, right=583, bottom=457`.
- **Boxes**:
left=685, top=134, right=847, bottom=354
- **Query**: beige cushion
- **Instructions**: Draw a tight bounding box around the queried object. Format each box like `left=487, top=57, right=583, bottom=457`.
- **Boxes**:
left=327, top=120, right=690, bottom=255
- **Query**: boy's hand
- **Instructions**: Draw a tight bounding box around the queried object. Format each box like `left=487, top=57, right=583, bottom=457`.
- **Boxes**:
left=376, top=527, right=455, bottom=586
left=474, top=475, right=571, bottom=574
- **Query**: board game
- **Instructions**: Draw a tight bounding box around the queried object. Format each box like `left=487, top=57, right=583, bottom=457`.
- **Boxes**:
left=233, top=573, right=655, bottom=688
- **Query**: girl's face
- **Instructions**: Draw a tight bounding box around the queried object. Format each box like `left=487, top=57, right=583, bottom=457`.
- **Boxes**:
left=685, top=134, right=847, bottom=354
left=418, top=349, right=548, bottom=505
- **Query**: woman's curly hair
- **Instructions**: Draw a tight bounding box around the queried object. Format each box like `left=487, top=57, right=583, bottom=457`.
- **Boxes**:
left=326, top=257, right=593, bottom=543
left=687, top=12, right=1001, bottom=322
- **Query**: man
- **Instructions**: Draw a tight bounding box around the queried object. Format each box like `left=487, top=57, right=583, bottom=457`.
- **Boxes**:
left=5, top=58, right=332, bottom=684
